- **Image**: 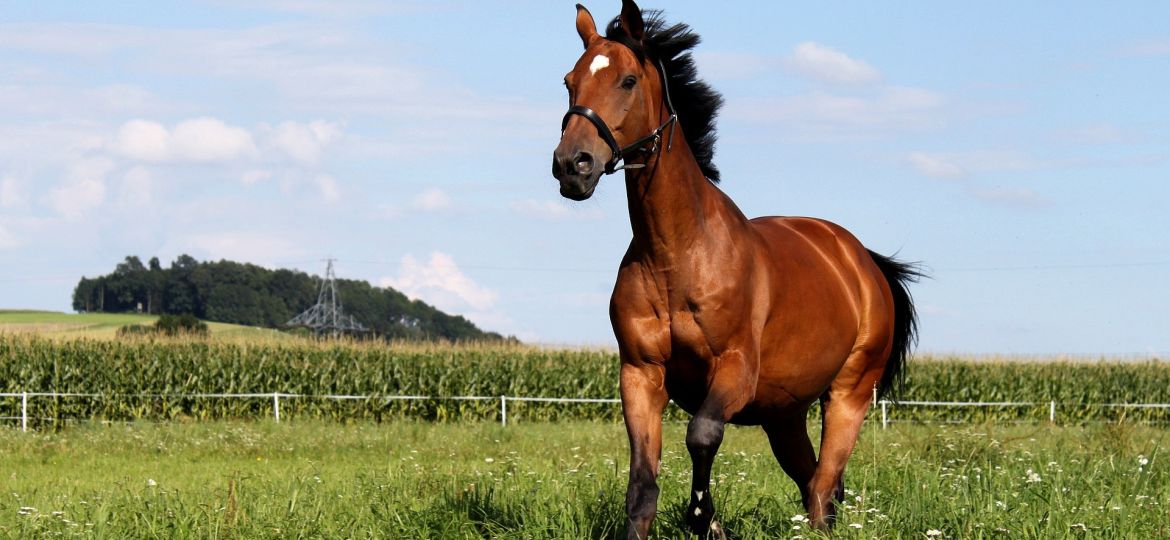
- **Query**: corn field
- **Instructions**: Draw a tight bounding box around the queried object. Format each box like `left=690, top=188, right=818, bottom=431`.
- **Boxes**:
left=1, top=334, right=1168, bottom=427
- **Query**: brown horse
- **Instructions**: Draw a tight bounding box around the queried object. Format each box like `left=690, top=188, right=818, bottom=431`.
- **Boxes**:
left=552, top=1, right=920, bottom=538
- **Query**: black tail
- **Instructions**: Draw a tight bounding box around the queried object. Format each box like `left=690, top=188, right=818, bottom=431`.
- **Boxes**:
left=867, top=250, right=925, bottom=400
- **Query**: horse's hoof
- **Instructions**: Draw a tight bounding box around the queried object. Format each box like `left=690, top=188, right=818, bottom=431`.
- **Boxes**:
left=709, top=520, right=727, bottom=540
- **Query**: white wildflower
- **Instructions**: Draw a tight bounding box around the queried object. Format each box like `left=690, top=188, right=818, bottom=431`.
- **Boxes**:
left=926, top=529, right=943, bottom=537
left=790, top=514, right=809, bottom=523
left=1025, top=469, right=1042, bottom=483
left=484, top=458, right=495, bottom=463
left=146, top=478, right=157, bottom=487
left=849, top=523, right=863, bottom=529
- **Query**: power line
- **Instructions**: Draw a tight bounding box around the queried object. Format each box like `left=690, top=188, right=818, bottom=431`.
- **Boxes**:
left=935, top=261, right=1169, bottom=272
left=340, top=258, right=613, bottom=273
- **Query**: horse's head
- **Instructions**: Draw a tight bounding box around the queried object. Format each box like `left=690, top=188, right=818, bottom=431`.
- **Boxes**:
left=553, top=0, right=666, bottom=201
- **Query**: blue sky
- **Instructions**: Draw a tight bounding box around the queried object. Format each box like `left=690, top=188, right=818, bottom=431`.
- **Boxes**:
left=1, top=1, right=1168, bottom=354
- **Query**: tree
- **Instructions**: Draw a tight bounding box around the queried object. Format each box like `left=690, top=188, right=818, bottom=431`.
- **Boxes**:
left=71, top=254, right=511, bottom=342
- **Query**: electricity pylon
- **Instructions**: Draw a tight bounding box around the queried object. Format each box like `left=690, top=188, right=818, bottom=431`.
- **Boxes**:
left=286, top=258, right=368, bottom=336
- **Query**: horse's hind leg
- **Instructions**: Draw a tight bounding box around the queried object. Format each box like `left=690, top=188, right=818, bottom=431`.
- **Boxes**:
left=808, top=353, right=884, bottom=529
left=762, top=412, right=817, bottom=510
left=819, top=395, right=846, bottom=504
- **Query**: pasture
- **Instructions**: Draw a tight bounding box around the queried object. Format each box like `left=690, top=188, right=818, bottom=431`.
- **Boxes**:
left=1, top=420, right=1167, bottom=539
left=0, top=311, right=282, bottom=341
left=2, top=334, right=1169, bottom=537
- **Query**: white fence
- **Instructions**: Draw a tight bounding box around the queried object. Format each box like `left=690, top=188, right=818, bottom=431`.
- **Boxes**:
left=4, top=391, right=1170, bottom=432
left=0, top=391, right=622, bottom=432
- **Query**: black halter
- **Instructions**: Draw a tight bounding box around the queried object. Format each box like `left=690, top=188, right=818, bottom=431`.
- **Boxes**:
left=561, top=60, right=678, bottom=175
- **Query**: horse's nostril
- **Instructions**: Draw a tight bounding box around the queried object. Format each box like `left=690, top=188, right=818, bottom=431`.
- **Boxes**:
left=575, top=152, right=594, bottom=174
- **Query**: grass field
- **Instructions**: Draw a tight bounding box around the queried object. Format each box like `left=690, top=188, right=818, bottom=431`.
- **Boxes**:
left=1, top=420, right=1166, bottom=539
left=0, top=310, right=285, bottom=340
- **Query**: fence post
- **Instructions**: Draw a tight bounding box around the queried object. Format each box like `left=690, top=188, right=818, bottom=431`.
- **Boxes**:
left=273, top=392, right=281, bottom=423
left=500, top=396, right=507, bottom=427
left=880, top=400, right=888, bottom=430
left=21, top=391, right=28, bottom=433
left=1049, top=400, right=1055, bottom=424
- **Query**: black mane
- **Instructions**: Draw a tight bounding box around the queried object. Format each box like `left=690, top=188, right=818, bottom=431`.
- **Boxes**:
left=606, top=11, right=724, bottom=183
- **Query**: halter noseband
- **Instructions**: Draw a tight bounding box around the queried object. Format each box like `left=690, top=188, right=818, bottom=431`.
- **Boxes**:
left=560, top=60, right=678, bottom=175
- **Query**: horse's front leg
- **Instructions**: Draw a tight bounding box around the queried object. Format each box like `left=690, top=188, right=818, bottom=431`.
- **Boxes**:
left=685, top=349, right=754, bottom=539
left=621, top=362, right=669, bottom=540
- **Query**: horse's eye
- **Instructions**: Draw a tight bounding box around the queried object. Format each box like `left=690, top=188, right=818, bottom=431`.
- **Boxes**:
left=622, top=76, right=637, bottom=90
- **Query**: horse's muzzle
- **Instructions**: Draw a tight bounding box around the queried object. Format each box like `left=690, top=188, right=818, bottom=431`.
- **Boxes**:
left=552, top=150, right=602, bottom=201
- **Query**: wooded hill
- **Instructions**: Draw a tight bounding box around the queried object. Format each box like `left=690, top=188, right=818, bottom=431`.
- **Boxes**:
left=72, top=255, right=507, bottom=342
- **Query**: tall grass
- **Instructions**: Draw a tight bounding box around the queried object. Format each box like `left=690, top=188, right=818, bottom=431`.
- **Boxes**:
left=1, top=421, right=1167, bottom=538
left=1, top=334, right=1168, bottom=426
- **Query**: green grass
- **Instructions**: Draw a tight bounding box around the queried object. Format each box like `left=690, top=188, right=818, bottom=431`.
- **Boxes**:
left=0, top=310, right=284, bottom=340
left=1, top=420, right=1166, bottom=539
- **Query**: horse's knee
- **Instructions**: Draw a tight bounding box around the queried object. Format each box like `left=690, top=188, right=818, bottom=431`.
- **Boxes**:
left=685, top=415, right=725, bottom=458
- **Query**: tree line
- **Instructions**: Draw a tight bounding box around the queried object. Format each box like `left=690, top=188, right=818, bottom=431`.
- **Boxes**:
left=72, top=255, right=508, bottom=342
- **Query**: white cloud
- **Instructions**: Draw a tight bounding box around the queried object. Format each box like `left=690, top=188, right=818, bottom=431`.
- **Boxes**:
left=381, top=252, right=498, bottom=312
left=1117, top=39, right=1170, bottom=57
left=784, top=42, right=882, bottom=85
left=0, top=224, right=17, bottom=249
left=315, top=174, right=340, bottom=203
left=207, top=0, right=436, bottom=17
left=1, top=176, right=27, bottom=209
left=241, top=169, right=273, bottom=185
left=906, top=152, right=967, bottom=180
left=47, top=157, right=114, bottom=219
left=733, top=86, right=947, bottom=141
left=510, top=199, right=603, bottom=221
left=411, top=187, right=451, bottom=212
left=118, top=166, right=153, bottom=207
left=266, top=120, right=342, bottom=164
left=171, top=117, right=257, bottom=162
left=693, top=51, right=772, bottom=81
left=111, top=120, right=169, bottom=161
left=174, top=231, right=305, bottom=265
left=905, top=150, right=1049, bottom=208
left=109, top=117, right=257, bottom=163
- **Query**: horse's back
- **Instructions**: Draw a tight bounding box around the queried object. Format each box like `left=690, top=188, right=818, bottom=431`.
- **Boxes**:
left=747, top=215, right=885, bottom=301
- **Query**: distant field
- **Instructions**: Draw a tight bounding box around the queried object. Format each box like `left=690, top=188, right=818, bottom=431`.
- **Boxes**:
left=0, top=310, right=285, bottom=340
left=1, top=420, right=1167, bottom=539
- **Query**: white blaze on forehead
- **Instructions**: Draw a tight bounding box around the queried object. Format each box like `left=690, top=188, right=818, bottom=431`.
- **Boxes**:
left=589, top=54, right=610, bottom=75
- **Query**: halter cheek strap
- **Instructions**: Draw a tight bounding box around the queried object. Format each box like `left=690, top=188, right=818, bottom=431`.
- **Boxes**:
left=560, top=60, right=678, bottom=175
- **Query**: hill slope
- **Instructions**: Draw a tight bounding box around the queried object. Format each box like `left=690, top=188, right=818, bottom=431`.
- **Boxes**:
left=0, top=310, right=281, bottom=340
left=70, top=256, right=506, bottom=341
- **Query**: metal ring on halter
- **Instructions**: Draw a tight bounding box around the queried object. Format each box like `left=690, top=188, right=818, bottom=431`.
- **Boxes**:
left=560, top=60, right=678, bottom=175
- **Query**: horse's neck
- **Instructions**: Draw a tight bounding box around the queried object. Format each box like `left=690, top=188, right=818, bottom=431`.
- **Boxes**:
left=623, top=142, right=744, bottom=263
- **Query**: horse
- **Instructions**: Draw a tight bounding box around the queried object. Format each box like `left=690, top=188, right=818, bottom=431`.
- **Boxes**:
left=551, top=1, right=921, bottom=538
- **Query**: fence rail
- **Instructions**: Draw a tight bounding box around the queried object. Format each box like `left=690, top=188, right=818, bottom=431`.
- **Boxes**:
left=4, top=391, right=1170, bottom=432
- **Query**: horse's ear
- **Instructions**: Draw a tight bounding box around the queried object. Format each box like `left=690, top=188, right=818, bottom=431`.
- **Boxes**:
left=619, top=0, right=644, bottom=41
left=575, top=4, right=601, bottom=49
